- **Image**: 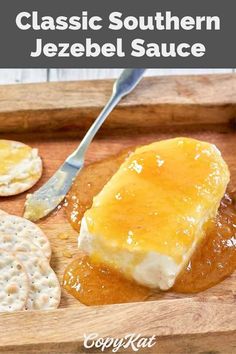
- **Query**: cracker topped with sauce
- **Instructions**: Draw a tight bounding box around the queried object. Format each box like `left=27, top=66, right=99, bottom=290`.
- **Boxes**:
left=0, top=140, right=42, bottom=196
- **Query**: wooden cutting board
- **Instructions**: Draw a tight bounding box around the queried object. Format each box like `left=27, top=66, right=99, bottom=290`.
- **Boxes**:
left=0, top=74, right=235, bottom=354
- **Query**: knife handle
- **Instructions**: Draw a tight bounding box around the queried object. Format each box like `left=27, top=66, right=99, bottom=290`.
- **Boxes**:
left=66, top=69, right=146, bottom=168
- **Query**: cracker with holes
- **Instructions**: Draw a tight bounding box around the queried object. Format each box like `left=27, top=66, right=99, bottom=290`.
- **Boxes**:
left=0, top=232, right=43, bottom=255
left=15, top=252, right=61, bottom=310
left=0, top=215, right=51, bottom=259
left=0, top=139, right=42, bottom=196
left=0, top=250, right=29, bottom=312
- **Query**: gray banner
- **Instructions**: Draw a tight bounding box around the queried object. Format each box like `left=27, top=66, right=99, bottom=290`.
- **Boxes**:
left=0, top=0, right=235, bottom=68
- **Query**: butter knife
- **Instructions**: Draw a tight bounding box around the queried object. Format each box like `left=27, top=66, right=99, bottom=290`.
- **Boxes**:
left=24, top=69, right=146, bottom=221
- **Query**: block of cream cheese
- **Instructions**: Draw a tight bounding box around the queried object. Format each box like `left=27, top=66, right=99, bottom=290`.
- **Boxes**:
left=79, top=138, right=230, bottom=290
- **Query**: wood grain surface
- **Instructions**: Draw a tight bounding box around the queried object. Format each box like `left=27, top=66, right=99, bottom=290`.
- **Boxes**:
left=0, top=74, right=235, bottom=134
left=0, top=74, right=235, bottom=353
left=0, top=297, right=235, bottom=354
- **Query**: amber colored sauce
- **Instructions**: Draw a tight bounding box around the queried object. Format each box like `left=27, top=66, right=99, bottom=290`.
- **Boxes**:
left=65, top=150, right=130, bottom=232
left=174, top=193, right=236, bottom=293
left=0, top=140, right=32, bottom=175
left=64, top=150, right=236, bottom=305
left=63, top=254, right=151, bottom=306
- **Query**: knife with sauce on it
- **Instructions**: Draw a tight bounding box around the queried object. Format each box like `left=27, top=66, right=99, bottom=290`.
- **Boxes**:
left=23, top=69, right=146, bottom=222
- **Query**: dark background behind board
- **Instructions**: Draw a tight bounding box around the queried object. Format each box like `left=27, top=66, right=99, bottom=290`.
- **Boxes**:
left=1, top=0, right=235, bottom=68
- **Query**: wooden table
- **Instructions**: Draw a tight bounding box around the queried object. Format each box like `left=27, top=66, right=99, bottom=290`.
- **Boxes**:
left=0, top=73, right=235, bottom=353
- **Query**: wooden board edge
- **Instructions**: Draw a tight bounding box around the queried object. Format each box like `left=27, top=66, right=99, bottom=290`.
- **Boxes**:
left=0, top=296, right=235, bottom=353
left=1, top=331, right=235, bottom=354
left=0, top=74, right=235, bottom=133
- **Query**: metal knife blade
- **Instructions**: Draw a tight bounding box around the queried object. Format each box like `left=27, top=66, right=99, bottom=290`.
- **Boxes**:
left=23, top=69, right=146, bottom=221
left=24, top=160, right=82, bottom=221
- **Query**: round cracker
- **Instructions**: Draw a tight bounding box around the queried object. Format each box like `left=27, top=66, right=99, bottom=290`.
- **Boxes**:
left=0, top=250, right=29, bottom=312
left=15, top=252, right=61, bottom=310
left=0, top=215, right=51, bottom=259
left=0, top=140, right=42, bottom=196
left=0, top=232, right=43, bottom=254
